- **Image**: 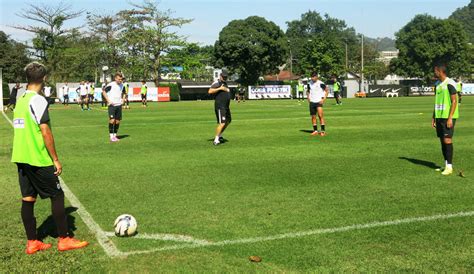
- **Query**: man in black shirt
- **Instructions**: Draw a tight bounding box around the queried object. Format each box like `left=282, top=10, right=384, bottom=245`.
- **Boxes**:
left=208, top=71, right=231, bottom=146
left=5, top=82, right=23, bottom=112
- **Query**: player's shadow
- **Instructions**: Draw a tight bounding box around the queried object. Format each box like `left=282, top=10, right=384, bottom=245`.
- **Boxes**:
left=399, top=157, right=441, bottom=169
left=300, top=129, right=314, bottom=134
left=207, top=138, right=229, bottom=143
left=37, top=207, right=78, bottom=240
left=117, top=135, right=130, bottom=140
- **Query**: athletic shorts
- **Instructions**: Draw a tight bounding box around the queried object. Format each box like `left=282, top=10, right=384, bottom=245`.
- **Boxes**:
left=108, top=105, right=123, bottom=120
left=88, top=94, right=94, bottom=100
left=436, top=118, right=456, bottom=138
left=298, top=92, right=304, bottom=97
left=215, top=107, right=232, bottom=124
left=141, top=94, right=147, bottom=100
left=80, top=95, right=87, bottom=101
left=309, top=102, right=323, bottom=115
left=63, top=95, right=69, bottom=99
left=8, top=98, right=16, bottom=105
left=334, top=91, right=340, bottom=98
left=17, top=163, right=63, bottom=199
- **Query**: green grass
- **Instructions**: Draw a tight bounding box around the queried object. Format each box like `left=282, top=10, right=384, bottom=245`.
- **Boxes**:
left=1, top=97, right=473, bottom=272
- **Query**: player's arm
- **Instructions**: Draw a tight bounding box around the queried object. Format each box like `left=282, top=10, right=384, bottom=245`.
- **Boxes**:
left=208, top=83, right=227, bottom=94
left=40, top=124, right=61, bottom=175
left=102, top=86, right=112, bottom=105
left=322, top=84, right=328, bottom=103
left=446, top=84, right=458, bottom=128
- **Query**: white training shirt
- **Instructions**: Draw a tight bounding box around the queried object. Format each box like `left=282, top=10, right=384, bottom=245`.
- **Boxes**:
left=23, top=91, right=50, bottom=124
left=308, top=80, right=327, bottom=103
left=78, top=84, right=88, bottom=96
left=61, top=85, right=69, bottom=97
left=43, top=86, right=51, bottom=97
left=104, top=81, right=124, bottom=106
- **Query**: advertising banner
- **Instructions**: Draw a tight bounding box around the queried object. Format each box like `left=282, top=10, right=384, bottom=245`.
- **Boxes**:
left=462, top=83, right=474, bottom=95
left=248, top=85, right=292, bottom=99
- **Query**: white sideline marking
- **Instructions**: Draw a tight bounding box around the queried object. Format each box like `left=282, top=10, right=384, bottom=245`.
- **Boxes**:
left=104, top=231, right=212, bottom=245
left=122, top=210, right=474, bottom=256
left=2, top=112, right=123, bottom=258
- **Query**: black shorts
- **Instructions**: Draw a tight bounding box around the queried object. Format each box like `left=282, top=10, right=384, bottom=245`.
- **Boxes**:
left=88, top=94, right=94, bottom=100
left=108, top=105, right=123, bottom=120
left=63, top=95, right=69, bottom=99
left=141, top=94, right=147, bottom=100
left=215, top=107, right=232, bottom=124
left=8, top=98, right=16, bottom=105
left=334, top=91, right=340, bottom=98
left=80, top=95, right=87, bottom=100
left=309, top=102, right=323, bottom=115
left=436, top=118, right=456, bottom=138
left=17, top=163, right=63, bottom=199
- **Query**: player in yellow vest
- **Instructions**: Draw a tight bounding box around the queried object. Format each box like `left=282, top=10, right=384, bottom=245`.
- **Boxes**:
left=11, top=62, right=88, bottom=254
left=141, top=81, right=148, bottom=107
left=432, top=64, right=459, bottom=175
left=332, top=76, right=342, bottom=105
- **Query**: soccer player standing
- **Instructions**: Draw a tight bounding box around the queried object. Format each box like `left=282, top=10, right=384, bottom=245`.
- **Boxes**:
left=456, top=79, right=463, bottom=105
left=297, top=81, right=305, bottom=102
left=76, top=81, right=89, bottom=111
left=432, top=64, right=459, bottom=176
left=140, top=81, right=148, bottom=107
left=11, top=62, right=88, bottom=254
left=102, top=73, right=125, bottom=142
left=61, top=82, right=69, bottom=107
left=332, top=76, right=342, bottom=105
left=208, top=71, right=231, bottom=146
left=4, top=82, right=22, bottom=112
left=307, top=72, right=328, bottom=136
left=123, top=81, right=130, bottom=109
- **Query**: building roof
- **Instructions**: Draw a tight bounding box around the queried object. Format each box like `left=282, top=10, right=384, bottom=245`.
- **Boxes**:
left=264, top=70, right=300, bottom=81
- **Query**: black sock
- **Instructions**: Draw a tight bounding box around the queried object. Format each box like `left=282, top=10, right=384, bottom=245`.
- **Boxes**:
left=51, top=193, right=68, bottom=238
left=81, top=102, right=84, bottom=109
left=313, top=125, right=318, bottom=132
left=321, top=124, right=326, bottom=132
left=114, top=124, right=120, bottom=134
left=445, top=143, right=453, bottom=165
left=109, top=123, right=114, bottom=134
left=21, top=201, right=37, bottom=240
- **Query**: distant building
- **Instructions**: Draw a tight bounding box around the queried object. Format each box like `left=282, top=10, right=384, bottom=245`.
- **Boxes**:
left=377, top=50, right=399, bottom=65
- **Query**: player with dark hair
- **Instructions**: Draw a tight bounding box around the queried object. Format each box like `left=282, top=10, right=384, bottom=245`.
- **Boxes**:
left=332, top=76, right=342, bottom=105
left=5, top=82, right=22, bottom=112
left=102, top=73, right=125, bottom=142
left=76, top=81, right=89, bottom=111
left=307, top=72, right=328, bottom=136
left=87, top=81, right=95, bottom=107
left=61, top=82, right=69, bottom=107
left=456, top=79, right=463, bottom=106
left=208, top=71, right=231, bottom=145
left=432, top=64, right=459, bottom=176
left=140, top=81, right=148, bottom=107
left=11, top=62, right=88, bottom=254
left=122, top=81, right=130, bottom=109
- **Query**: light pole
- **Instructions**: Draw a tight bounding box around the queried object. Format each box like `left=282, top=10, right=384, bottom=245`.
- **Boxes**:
left=360, top=34, right=364, bottom=92
left=287, top=40, right=293, bottom=76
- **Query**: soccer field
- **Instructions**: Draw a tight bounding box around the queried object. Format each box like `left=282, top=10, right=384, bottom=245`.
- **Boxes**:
left=1, top=97, right=473, bottom=272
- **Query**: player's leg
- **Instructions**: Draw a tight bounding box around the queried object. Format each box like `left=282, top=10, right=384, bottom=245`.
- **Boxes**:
left=317, top=105, right=326, bottom=136
left=309, top=103, right=318, bottom=135
left=458, top=94, right=462, bottom=105
left=214, top=108, right=226, bottom=145
left=86, top=96, right=90, bottom=110
left=219, top=109, right=232, bottom=141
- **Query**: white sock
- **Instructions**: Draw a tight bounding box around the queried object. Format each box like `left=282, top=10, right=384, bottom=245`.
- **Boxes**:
left=113, top=133, right=117, bottom=138
left=214, top=136, right=220, bottom=143
left=446, top=164, right=453, bottom=169
left=109, top=134, right=114, bottom=138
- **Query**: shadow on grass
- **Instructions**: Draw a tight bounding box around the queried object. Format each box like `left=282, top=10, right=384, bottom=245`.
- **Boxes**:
left=399, top=157, right=441, bottom=169
left=117, top=135, right=130, bottom=139
left=37, top=207, right=78, bottom=240
left=300, top=129, right=314, bottom=134
left=206, top=138, right=229, bottom=144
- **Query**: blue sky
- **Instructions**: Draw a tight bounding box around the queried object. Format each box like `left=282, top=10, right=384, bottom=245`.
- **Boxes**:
left=0, top=0, right=469, bottom=45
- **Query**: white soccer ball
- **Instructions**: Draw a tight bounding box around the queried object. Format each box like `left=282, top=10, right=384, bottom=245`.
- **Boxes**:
left=114, top=214, right=138, bottom=237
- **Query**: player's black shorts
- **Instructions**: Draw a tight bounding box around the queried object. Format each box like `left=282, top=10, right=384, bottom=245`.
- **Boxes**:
left=88, top=94, right=94, bottom=100
left=298, top=92, right=304, bottom=97
left=309, top=102, right=323, bottom=115
left=141, top=94, right=147, bottom=100
left=108, top=105, right=123, bottom=120
left=63, top=95, right=69, bottom=99
left=215, top=107, right=231, bottom=124
left=8, top=98, right=16, bottom=105
left=80, top=95, right=87, bottom=101
left=436, top=118, right=456, bottom=138
left=334, top=91, right=340, bottom=98
left=17, top=163, right=63, bottom=199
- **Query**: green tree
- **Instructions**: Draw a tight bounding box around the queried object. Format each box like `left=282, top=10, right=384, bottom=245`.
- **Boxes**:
left=120, top=0, right=192, bottom=85
left=391, top=14, right=470, bottom=80
left=164, top=44, right=214, bottom=81
left=13, top=2, right=83, bottom=82
left=214, top=16, right=288, bottom=86
left=450, top=0, right=474, bottom=43
left=0, top=31, right=30, bottom=99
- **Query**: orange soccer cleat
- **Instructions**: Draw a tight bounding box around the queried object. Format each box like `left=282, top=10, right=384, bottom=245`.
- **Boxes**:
left=311, top=131, right=319, bottom=136
left=26, top=240, right=52, bottom=254
left=57, top=237, right=89, bottom=251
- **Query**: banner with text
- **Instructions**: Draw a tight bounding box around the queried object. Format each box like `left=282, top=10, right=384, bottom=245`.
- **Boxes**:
left=248, top=85, right=292, bottom=99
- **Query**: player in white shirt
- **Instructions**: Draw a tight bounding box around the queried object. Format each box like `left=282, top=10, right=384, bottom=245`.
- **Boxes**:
left=307, top=72, right=328, bottom=136
left=61, top=82, right=69, bottom=106
left=75, top=81, right=90, bottom=111
left=102, top=73, right=125, bottom=142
